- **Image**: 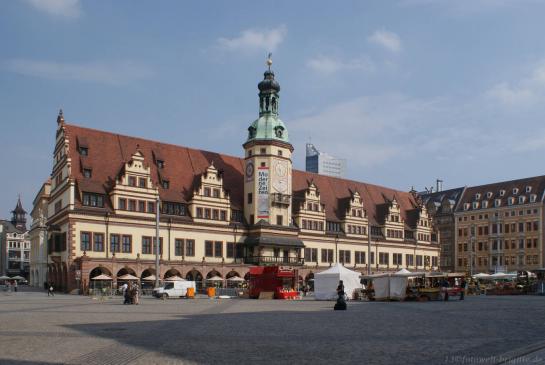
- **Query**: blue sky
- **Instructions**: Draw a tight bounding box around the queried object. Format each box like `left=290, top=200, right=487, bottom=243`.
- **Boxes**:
left=2, top=0, right=545, bottom=217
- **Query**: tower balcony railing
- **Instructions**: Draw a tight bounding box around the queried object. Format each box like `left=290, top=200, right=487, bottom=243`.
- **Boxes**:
left=271, top=193, right=291, bottom=206
left=244, top=255, right=304, bottom=266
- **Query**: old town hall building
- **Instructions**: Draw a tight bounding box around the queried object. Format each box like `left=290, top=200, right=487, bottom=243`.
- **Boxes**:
left=33, top=61, right=439, bottom=292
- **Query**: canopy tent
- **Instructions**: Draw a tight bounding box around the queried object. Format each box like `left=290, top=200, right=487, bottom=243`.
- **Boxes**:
left=142, top=275, right=156, bottom=281
left=473, top=273, right=491, bottom=279
left=490, top=272, right=517, bottom=280
left=226, top=276, right=245, bottom=282
left=118, top=274, right=139, bottom=281
left=314, top=264, right=361, bottom=300
left=361, top=270, right=425, bottom=300
left=91, top=274, right=112, bottom=280
left=0, top=275, right=10, bottom=280
left=206, top=276, right=224, bottom=282
left=165, top=276, right=186, bottom=281
left=10, top=275, right=25, bottom=280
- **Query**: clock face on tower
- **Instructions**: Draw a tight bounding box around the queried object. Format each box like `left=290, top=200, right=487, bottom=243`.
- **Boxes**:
left=245, top=161, right=254, bottom=181
left=272, top=160, right=288, bottom=193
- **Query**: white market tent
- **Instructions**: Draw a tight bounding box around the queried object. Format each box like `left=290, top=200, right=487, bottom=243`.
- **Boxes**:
left=165, top=276, right=186, bottom=281
left=314, top=264, right=361, bottom=300
left=142, top=275, right=156, bottom=281
left=0, top=275, right=10, bottom=280
left=362, top=269, right=424, bottom=300
left=11, top=275, right=25, bottom=281
left=206, top=276, right=223, bottom=282
left=473, top=273, right=491, bottom=279
left=227, top=276, right=245, bottom=282
left=490, top=272, right=517, bottom=280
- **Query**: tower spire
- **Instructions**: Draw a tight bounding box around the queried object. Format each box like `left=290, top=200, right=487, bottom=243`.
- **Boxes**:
left=56, top=108, right=64, bottom=125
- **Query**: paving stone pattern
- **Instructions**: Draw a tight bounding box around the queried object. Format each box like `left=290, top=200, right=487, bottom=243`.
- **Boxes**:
left=0, top=290, right=544, bottom=365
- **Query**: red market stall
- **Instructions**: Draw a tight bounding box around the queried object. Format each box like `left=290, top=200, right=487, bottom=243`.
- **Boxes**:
left=248, top=266, right=299, bottom=299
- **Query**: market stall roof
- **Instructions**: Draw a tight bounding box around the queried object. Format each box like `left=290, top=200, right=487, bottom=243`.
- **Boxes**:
left=490, top=272, right=517, bottom=279
left=142, top=275, right=156, bottom=281
left=227, top=276, right=245, bottom=282
left=118, top=274, right=139, bottom=281
left=10, top=275, right=25, bottom=280
left=91, top=274, right=112, bottom=280
left=0, top=275, right=11, bottom=280
left=165, top=276, right=186, bottom=281
left=206, top=276, right=223, bottom=281
left=447, top=272, right=466, bottom=278
left=473, top=273, right=491, bottom=279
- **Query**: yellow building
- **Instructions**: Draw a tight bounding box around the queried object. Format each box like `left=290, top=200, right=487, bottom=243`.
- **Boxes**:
left=454, top=177, right=545, bottom=273
left=34, top=62, right=439, bottom=292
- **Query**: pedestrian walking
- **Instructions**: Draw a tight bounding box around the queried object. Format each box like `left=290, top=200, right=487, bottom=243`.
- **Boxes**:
left=460, top=278, right=466, bottom=300
left=13, top=281, right=18, bottom=292
left=121, top=283, right=129, bottom=304
left=48, top=283, right=54, bottom=296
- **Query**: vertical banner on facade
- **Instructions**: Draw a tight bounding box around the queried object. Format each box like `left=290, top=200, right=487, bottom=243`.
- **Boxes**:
left=257, top=166, right=269, bottom=219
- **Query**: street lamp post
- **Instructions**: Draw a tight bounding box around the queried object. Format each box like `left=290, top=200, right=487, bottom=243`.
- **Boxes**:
left=155, top=196, right=160, bottom=289
left=367, top=220, right=371, bottom=275
left=335, top=234, right=339, bottom=264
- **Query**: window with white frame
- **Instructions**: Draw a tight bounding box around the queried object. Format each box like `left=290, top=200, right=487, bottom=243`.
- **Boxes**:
left=513, top=188, right=519, bottom=195
left=500, top=190, right=505, bottom=196
left=530, top=194, right=537, bottom=203
left=526, top=186, right=532, bottom=193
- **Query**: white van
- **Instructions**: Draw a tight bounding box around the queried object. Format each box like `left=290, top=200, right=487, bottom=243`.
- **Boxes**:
left=153, top=280, right=196, bottom=298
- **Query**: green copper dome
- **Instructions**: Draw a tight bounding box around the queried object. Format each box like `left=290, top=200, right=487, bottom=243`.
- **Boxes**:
left=247, top=114, right=289, bottom=143
left=245, top=59, right=291, bottom=146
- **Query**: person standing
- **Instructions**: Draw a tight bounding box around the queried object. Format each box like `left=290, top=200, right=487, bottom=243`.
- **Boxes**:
left=134, top=284, right=140, bottom=305
left=334, top=280, right=347, bottom=310
left=13, top=281, right=18, bottom=292
left=48, top=283, right=54, bottom=297
left=121, top=283, right=129, bottom=304
left=460, top=278, right=466, bottom=300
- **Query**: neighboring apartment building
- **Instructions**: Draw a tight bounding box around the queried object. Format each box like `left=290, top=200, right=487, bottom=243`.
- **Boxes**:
left=36, top=62, right=439, bottom=293
left=305, top=143, right=346, bottom=178
left=0, top=198, right=31, bottom=279
left=421, top=187, right=465, bottom=272
left=29, top=180, right=51, bottom=287
left=454, top=176, right=545, bottom=274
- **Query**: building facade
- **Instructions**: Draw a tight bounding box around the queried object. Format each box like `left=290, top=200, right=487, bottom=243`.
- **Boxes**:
left=454, top=176, right=545, bottom=274
left=305, top=143, right=346, bottom=178
left=35, top=61, right=439, bottom=293
left=29, top=181, right=51, bottom=287
left=421, top=187, right=465, bottom=272
left=0, top=198, right=31, bottom=279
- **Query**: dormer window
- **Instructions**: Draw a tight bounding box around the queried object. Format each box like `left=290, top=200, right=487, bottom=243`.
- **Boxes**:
left=513, top=188, right=519, bottom=195
left=464, top=203, right=470, bottom=211
left=519, top=196, right=526, bottom=204
left=530, top=194, right=537, bottom=203
left=157, top=160, right=165, bottom=169
left=482, top=201, right=488, bottom=208
left=508, top=197, right=515, bottom=205
left=162, top=180, right=170, bottom=189
left=83, top=168, right=92, bottom=179
left=486, top=192, right=493, bottom=198
left=475, top=193, right=481, bottom=200
left=500, top=190, right=505, bottom=196
left=472, top=202, right=479, bottom=209
left=79, top=147, right=88, bottom=156
left=526, top=186, right=532, bottom=193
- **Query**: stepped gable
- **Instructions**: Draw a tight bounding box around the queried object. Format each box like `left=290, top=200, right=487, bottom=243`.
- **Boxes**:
left=66, top=123, right=418, bottom=222
left=456, top=175, right=545, bottom=212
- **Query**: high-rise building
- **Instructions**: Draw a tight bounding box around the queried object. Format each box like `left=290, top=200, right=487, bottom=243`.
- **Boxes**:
left=305, top=143, right=346, bottom=178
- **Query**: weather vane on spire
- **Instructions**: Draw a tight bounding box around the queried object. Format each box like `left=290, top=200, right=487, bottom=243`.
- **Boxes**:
left=267, top=53, right=272, bottom=70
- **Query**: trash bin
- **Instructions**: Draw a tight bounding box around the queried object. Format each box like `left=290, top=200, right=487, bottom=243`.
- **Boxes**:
left=207, top=287, right=215, bottom=298
left=186, top=287, right=195, bottom=298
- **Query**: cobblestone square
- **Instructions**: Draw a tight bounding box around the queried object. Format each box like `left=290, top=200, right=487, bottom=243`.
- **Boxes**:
left=0, top=290, right=544, bottom=364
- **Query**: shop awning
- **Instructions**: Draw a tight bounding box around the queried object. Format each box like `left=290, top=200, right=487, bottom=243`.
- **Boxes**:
left=244, top=236, right=304, bottom=248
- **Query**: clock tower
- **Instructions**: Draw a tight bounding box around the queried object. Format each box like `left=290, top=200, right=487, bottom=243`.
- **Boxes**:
left=243, top=56, right=293, bottom=227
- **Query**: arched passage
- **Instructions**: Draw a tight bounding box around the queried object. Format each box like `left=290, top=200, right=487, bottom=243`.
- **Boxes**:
left=117, top=267, right=137, bottom=278
left=225, top=270, right=240, bottom=279
left=185, top=269, right=203, bottom=290
left=164, top=268, right=182, bottom=279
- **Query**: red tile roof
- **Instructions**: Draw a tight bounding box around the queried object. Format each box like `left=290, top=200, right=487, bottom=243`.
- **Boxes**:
left=64, top=123, right=419, bottom=225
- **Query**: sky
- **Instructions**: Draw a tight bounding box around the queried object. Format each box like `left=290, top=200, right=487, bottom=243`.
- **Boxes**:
left=2, top=0, right=545, bottom=218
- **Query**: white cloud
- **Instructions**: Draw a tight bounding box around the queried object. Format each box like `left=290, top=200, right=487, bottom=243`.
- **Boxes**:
left=367, top=30, right=402, bottom=53
left=486, top=62, right=545, bottom=106
left=217, top=25, right=287, bottom=53
left=306, top=55, right=374, bottom=74
left=24, top=0, right=81, bottom=18
left=5, top=59, right=154, bottom=85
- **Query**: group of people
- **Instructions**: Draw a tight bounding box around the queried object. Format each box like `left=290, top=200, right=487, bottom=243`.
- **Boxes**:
left=121, top=282, right=140, bottom=305
left=3, top=280, right=18, bottom=292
